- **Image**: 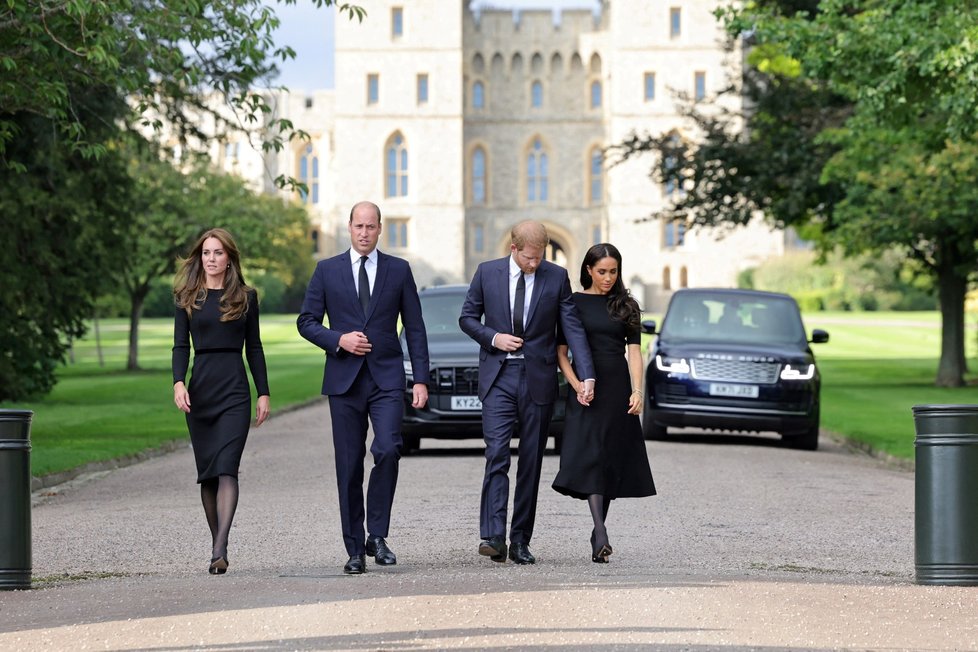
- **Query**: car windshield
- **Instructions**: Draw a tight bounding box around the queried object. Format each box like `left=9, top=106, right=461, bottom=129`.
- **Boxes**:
left=418, top=292, right=467, bottom=338
left=660, top=292, right=806, bottom=344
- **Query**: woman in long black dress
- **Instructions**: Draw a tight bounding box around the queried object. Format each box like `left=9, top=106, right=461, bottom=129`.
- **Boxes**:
left=172, top=228, right=270, bottom=574
left=553, top=243, right=655, bottom=563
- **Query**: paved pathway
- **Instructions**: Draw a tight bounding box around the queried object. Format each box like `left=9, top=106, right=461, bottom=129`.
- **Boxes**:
left=2, top=400, right=977, bottom=650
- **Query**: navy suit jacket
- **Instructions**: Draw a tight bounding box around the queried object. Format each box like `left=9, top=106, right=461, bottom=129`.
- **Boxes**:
left=459, top=257, right=594, bottom=405
left=297, top=250, right=430, bottom=396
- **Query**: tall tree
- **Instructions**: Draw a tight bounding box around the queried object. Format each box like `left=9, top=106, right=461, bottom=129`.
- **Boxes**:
left=0, top=0, right=363, bottom=185
left=612, top=0, right=978, bottom=386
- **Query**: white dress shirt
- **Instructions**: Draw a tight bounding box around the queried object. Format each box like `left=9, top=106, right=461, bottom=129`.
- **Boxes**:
left=350, top=248, right=378, bottom=297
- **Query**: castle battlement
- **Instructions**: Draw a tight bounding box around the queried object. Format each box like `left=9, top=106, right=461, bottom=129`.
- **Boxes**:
left=467, top=6, right=603, bottom=38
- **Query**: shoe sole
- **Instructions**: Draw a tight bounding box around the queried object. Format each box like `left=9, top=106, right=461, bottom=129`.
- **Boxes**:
left=478, top=542, right=507, bottom=562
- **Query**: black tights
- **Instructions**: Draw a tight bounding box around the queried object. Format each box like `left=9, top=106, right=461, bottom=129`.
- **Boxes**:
left=200, top=474, right=239, bottom=560
left=588, top=494, right=612, bottom=548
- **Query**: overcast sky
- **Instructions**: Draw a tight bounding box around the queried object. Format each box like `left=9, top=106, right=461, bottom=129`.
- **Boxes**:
left=269, top=0, right=601, bottom=92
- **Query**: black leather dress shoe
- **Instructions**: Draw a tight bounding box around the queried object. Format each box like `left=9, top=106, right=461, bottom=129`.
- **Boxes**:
left=343, top=554, right=366, bottom=575
left=508, top=542, right=536, bottom=565
left=478, top=536, right=507, bottom=562
left=366, top=535, right=397, bottom=565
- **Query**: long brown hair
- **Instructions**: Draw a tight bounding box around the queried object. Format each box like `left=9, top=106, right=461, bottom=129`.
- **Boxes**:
left=173, top=228, right=252, bottom=321
left=580, top=243, right=641, bottom=333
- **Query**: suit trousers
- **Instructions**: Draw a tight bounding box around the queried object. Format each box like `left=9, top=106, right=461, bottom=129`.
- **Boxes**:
left=480, top=359, right=554, bottom=544
left=328, top=363, right=404, bottom=556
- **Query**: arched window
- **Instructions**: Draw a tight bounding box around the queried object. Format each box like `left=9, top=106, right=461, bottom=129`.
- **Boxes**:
left=298, top=144, right=319, bottom=205
left=472, top=146, right=487, bottom=205
left=473, top=81, right=485, bottom=109
left=679, top=266, right=689, bottom=288
left=662, top=266, right=672, bottom=291
left=527, top=138, right=548, bottom=202
left=589, top=146, right=603, bottom=205
left=590, top=80, right=602, bottom=108
left=385, top=132, right=408, bottom=197
left=531, top=80, right=543, bottom=107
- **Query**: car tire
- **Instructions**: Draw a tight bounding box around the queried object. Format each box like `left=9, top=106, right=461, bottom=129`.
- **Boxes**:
left=402, top=433, right=421, bottom=455
left=785, top=407, right=820, bottom=451
left=642, top=413, right=668, bottom=440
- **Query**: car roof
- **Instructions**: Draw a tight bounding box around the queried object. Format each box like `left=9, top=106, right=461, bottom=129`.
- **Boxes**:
left=419, top=284, right=470, bottom=296
left=669, top=288, right=798, bottom=303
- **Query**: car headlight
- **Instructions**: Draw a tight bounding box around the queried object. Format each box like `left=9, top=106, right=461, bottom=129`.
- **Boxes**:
left=780, top=363, right=815, bottom=380
left=655, top=355, right=690, bottom=374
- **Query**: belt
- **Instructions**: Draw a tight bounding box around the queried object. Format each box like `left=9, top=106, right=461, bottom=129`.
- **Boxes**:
left=195, top=347, right=241, bottom=355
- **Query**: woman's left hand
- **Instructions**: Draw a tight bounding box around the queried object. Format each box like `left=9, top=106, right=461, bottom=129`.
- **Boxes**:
left=255, top=395, right=271, bottom=426
left=627, top=391, right=643, bottom=415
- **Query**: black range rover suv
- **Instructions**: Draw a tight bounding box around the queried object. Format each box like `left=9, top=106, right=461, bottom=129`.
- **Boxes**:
left=399, top=284, right=566, bottom=452
left=642, top=288, right=829, bottom=450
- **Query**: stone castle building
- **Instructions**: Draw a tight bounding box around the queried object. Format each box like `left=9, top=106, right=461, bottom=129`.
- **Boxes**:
left=215, top=0, right=790, bottom=311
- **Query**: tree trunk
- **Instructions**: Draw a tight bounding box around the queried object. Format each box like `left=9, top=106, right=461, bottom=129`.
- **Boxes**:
left=94, top=307, right=104, bottom=367
left=935, top=265, right=967, bottom=387
left=127, top=289, right=148, bottom=371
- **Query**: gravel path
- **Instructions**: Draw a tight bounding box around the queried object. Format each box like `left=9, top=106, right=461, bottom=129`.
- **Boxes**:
left=2, top=399, right=977, bottom=650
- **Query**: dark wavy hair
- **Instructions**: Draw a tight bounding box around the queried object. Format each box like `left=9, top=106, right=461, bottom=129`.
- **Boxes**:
left=173, top=228, right=252, bottom=321
left=580, top=243, right=641, bottom=333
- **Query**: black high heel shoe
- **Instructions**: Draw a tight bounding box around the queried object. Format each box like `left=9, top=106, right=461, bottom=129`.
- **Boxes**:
left=590, top=530, right=612, bottom=563
left=208, top=555, right=229, bottom=575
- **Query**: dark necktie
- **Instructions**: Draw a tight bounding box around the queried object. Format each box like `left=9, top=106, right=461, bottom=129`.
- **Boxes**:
left=513, top=272, right=525, bottom=337
left=358, top=255, right=370, bottom=312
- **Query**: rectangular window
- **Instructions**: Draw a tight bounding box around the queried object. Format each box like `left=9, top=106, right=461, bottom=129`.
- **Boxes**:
left=664, top=221, right=686, bottom=248
left=417, top=73, right=428, bottom=105
left=592, top=225, right=602, bottom=245
left=670, top=7, right=681, bottom=38
left=392, top=7, right=403, bottom=38
left=386, top=218, right=409, bottom=249
left=367, top=74, right=379, bottom=105
left=695, top=71, right=706, bottom=100
left=644, top=72, right=656, bottom=101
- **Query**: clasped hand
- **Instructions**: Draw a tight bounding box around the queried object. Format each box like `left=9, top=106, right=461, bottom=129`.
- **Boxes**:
left=340, top=331, right=372, bottom=355
left=575, top=379, right=595, bottom=406
left=494, top=333, right=524, bottom=352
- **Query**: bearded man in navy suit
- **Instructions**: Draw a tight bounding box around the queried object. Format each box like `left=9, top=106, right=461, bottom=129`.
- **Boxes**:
left=298, top=201, right=430, bottom=575
left=460, top=220, right=595, bottom=564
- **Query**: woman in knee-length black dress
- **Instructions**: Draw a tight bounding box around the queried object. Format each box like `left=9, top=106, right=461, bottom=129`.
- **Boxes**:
left=172, top=228, right=270, bottom=575
left=553, top=243, right=655, bottom=563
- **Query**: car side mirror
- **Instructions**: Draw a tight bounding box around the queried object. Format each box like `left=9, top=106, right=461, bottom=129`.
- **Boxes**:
left=809, top=329, right=829, bottom=344
left=641, top=319, right=657, bottom=335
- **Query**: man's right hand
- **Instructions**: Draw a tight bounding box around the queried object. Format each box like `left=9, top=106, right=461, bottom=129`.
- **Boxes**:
left=493, top=333, right=524, bottom=352
left=339, top=331, right=372, bottom=356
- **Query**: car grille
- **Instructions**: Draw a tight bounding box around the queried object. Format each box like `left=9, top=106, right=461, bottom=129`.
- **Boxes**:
left=429, top=366, right=479, bottom=395
left=691, top=359, right=780, bottom=384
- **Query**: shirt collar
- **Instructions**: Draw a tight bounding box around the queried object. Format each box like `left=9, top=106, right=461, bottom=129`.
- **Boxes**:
left=350, top=248, right=378, bottom=266
left=508, top=255, right=534, bottom=279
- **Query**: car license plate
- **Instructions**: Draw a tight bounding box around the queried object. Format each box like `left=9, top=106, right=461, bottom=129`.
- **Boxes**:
left=709, top=383, right=759, bottom=398
left=451, top=396, right=482, bottom=410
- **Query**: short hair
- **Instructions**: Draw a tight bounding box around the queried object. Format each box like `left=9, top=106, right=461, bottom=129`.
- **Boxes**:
left=510, top=220, right=549, bottom=250
left=349, top=201, right=382, bottom=224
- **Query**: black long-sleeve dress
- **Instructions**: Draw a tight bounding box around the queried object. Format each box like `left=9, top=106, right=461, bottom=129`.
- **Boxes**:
left=552, top=292, right=656, bottom=500
left=172, top=289, right=269, bottom=482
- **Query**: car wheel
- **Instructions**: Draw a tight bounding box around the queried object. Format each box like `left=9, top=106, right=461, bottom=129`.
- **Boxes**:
left=402, top=433, right=421, bottom=455
left=552, top=433, right=563, bottom=455
left=785, top=408, right=820, bottom=451
left=642, top=413, right=668, bottom=440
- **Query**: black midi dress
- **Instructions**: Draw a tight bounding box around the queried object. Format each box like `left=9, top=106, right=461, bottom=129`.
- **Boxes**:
left=172, top=289, right=269, bottom=483
left=552, top=292, right=656, bottom=500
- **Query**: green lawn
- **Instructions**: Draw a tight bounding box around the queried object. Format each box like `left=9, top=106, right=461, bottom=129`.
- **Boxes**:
left=2, top=315, right=326, bottom=476
left=3, top=311, right=978, bottom=477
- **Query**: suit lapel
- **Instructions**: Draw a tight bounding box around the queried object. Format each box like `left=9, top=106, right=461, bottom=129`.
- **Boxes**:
left=498, top=258, right=513, bottom=329
left=366, top=251, right=390, bottom=321
left=526, top=263, right=546, bottom=326
left=339, top=250, right=363, bottom=315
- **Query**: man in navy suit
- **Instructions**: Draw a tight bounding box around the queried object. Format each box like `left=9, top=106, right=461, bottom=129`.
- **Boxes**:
left=297, top=201, right=430, bottom=574
left=460, top=221, right=595, bottom=564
